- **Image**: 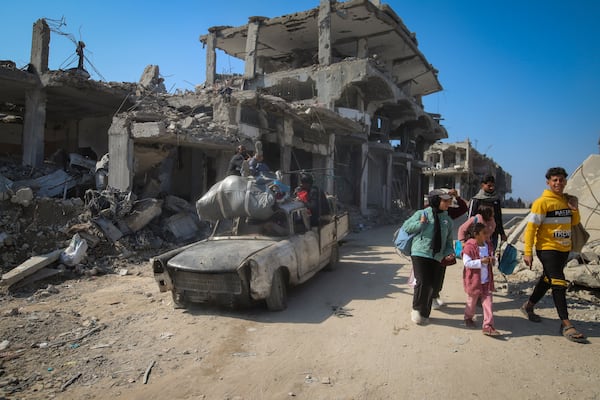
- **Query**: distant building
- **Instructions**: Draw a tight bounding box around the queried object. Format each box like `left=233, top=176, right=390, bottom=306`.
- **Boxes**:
left=422, top=139, right=512, bottom=200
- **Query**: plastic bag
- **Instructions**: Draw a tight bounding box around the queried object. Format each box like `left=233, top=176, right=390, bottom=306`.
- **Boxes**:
left=195, top=175, right=275, bottom=221
left=60, top=233, right=88, bottom=267
left=408, top=268, right=417, bottom=288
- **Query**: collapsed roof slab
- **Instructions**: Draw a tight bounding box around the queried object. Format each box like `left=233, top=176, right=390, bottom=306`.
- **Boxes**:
left=0, top=68, right=135, bottom=120
left=250, top=59, right=418, bottom=110
left=200, top=0, right=441, bottom=97
left=41, top=72, right=136, bottom=119
left=0, top=67, right=40, bottom=108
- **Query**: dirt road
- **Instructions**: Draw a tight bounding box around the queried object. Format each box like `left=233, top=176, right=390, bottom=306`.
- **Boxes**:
left=2, top=223, right=599, bottom=400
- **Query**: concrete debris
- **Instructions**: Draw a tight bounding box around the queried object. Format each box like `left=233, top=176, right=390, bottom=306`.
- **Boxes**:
left=0, top=160, right=209, bottom=290
left=10, top=187, right=34, bottom=207
left=164, top=212, right=201, bottom=241
left=138, top=64, right=166, bottom=94
left=565, top=154, right=600, bottom=244
left=120, top=198, right=163, bottom=233
left=93, top=217, right=124, bottom=242
left=565, top=264, right=600, bottom=289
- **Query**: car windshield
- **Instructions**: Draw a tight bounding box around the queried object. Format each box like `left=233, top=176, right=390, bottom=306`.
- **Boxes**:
left=212, top=213, right=289, bottom=237
left=213, top=218, right=236, bottom=236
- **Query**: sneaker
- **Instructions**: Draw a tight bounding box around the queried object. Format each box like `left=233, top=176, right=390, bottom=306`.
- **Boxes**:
left=432, top=297, right=445, bottom=310
left=482, top=326, right=502, bottom=337
left=464, top=318, right=476, bottom=328
left=411, top=310, right=424, bottom=325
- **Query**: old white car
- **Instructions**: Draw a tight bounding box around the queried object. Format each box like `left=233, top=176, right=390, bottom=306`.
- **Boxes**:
left=151, top=200, right=349, bottom=311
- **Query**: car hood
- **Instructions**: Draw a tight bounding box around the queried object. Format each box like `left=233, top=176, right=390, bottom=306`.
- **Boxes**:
left=167, top=239, right=275, bottom=272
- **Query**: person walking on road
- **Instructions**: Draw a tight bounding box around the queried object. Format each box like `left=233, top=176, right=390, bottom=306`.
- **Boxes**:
left=468, top=175, right=507, bottom=250
left=431, top=188, right=468, bottom=309
left=402, top=189, right=455, bottom=325
left=457, top=204, right=496, bottom=244
left=462, top=222, right=500, bottom=336
left=521, top=167, right=587, bottom=343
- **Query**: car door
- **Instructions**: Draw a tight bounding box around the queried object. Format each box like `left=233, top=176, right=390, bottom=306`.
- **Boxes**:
left=289, top=209, right=320, bottom=280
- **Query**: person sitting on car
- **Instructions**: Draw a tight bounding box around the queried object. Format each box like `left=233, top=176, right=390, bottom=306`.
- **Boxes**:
left=295, top=173, right=331, bottom=227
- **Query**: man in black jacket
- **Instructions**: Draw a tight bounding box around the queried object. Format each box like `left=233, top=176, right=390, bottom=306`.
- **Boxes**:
left=468, top=175, right=507, bottom=250
left=227, top=145, right=249, bottom=176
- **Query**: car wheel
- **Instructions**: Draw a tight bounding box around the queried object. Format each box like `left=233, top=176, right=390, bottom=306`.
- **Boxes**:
left=325, top=243, right=340, bottom=271
left=265, top=268, right=287, bottom=311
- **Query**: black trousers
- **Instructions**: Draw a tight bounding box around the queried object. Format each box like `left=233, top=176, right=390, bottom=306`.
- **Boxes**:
left=529, top=250, right=570, bottom=320
left=411, top=256, right=444, bottom=318
left=432, top=266, right=447, bottom=299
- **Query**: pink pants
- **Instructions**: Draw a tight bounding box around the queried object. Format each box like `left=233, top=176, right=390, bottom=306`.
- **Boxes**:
left=464, top=282, right=494, bottom=329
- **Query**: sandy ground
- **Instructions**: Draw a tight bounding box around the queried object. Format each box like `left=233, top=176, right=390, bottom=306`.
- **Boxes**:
left=2, top=217, right=600, bottom=400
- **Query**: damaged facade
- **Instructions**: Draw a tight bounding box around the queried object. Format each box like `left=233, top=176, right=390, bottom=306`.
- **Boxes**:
left=0, top=19, right=136, bottom=170
left=199, top=0, right=447, bottom=212
left=2, top=1, right=451, bottom=224
left=107, top=0, right=448, bottom=214
left=422, top=140, right=512, bottom=199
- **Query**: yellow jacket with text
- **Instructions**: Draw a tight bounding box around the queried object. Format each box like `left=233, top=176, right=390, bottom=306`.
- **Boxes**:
left=524, top=189, right=580, bottom=256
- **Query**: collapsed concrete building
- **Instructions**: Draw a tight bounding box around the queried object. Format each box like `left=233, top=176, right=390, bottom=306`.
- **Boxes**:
left=192, top=0, right=447, bottom=214
left=423, top=140, right=512, bottom=200
left=0, top=19, right=135, bottom=169
left=2, top=1, right=455, bottom=220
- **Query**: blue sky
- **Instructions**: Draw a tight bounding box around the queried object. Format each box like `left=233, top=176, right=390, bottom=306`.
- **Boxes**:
left=4, top=0, right=599, bottom=202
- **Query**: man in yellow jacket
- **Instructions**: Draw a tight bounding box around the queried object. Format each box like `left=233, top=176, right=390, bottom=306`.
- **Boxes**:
left=520, top=167, right=587, bottom=343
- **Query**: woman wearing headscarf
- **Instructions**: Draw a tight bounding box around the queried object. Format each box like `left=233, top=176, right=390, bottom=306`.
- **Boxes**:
left=401, top=189, right=455, bottom=325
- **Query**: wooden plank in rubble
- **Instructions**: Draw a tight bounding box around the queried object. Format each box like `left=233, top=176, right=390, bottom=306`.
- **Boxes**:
left=0, top=249, right=63, bottom=287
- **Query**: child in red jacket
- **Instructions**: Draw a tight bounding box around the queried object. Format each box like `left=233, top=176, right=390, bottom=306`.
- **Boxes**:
left=462, top=222, right=500, bottom=336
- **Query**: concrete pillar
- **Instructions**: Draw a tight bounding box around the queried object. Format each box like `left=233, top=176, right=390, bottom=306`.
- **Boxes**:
left=282, top=119, right=294, bottom=180
left=108, top=117, right=134, bottom=191
left=22, top=90, right=46, bottom=167
left=281, top=117, right=294, bottom=187
left=22, top=19, right=51, bottom=168
left=318, top=0, right=332, bottom=66
left=190, top=150, right=205, bottom=201
left=357, top=38, right=368, bottom=59
left=244, top=17, right=265, bottom=79
left=360, top=142, right=369, bottom=215
left=205, top=29, right=217, bottom=86
left=325, top=133, right=335, bottom=194
left=30, top=19, right=50, bottom=73
left=385, top=153, right=392, bottom=211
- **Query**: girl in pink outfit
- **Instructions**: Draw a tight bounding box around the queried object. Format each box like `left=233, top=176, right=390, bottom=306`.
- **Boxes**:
left=457, top=204, right=495, bottom=243
left=462, top=222, right=500, bottom=336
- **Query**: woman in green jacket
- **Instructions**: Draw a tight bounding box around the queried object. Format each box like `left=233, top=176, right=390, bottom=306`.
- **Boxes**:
left=402, top=189, right=456, bottom=325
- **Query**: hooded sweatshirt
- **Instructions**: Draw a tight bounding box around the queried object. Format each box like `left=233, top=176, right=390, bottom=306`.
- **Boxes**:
left=524, top=189, right=580, bottom=256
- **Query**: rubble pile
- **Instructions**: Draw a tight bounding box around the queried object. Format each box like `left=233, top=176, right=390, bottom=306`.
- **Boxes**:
left=0, top=158, right=210, bottom=292
left=125, top=84, right=243, bottom=146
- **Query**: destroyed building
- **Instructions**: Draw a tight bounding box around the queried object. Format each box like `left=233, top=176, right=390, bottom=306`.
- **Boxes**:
left=422, top=139, right=512, bottom=199
left=105, top=0, right=448, bottom=214
left=2, top=1, right=447, bottom=218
